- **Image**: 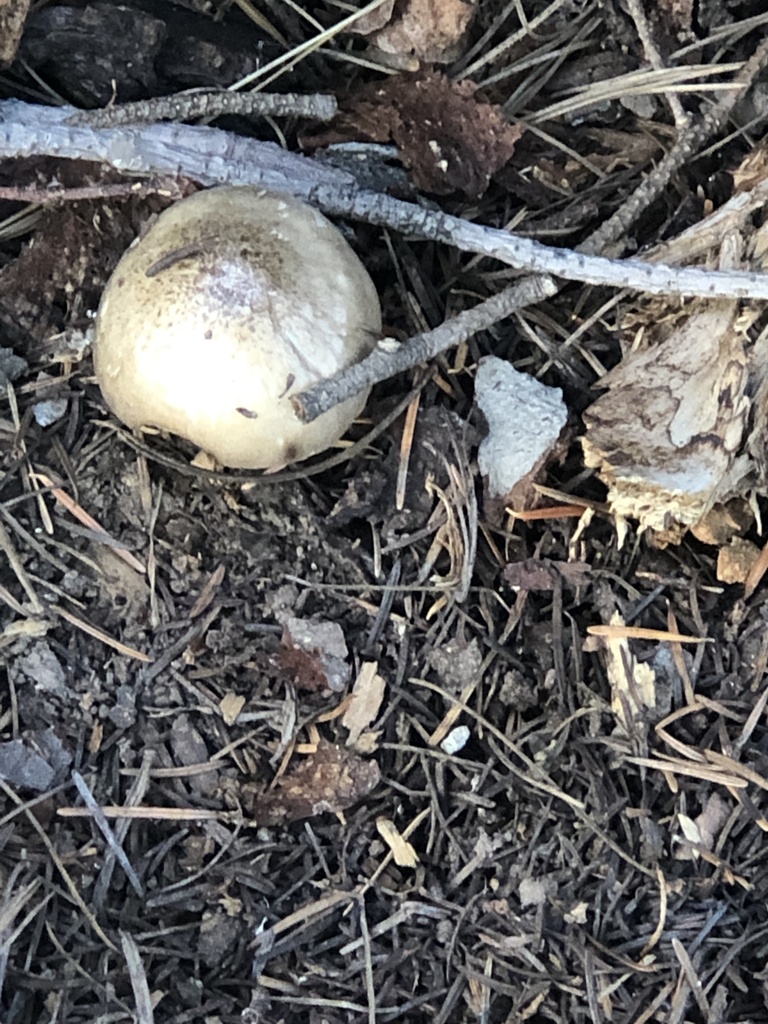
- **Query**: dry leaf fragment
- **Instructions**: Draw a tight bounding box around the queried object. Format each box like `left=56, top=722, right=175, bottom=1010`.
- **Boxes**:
left=278, top=617, right=351, bottom=693
left=252, top=739, right=380, bottom=825
left=694, top=793, right=731, bottom=850
left=220, top=691, right=245, bottom=726
left=503, top=558, right=590, bottom=592
left=342, top=662, right=387, bottom=748
left=352, top=731, right=381, bottom=754
left=732, top=134, right=768, bottom=193
left=716, top=536, right=759, bottom=585
left=599, top=611, right=657, bottom=738
left=376, top=817, right=419, bottom=867
left=305, top=71, right=520, bottom=198
left=564, top=901, right=589, bottom=925
left=677, top=813, right=701, bottom=848
left=92, top=545, right=151, bottom=629
left=349, top=0, right=395, bottom=35
left=675, top=795, right=730, bottom=860
left=198, top=910, right=240, bottom=969
left=351, top=0, right=474, bottom=66
left=689, top=500, right=752, bottom=546
left=171, top=714, right=218, bottom=797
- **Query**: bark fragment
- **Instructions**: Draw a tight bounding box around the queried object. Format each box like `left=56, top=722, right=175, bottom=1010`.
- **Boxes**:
left=582, top=229, right=768, bottom=542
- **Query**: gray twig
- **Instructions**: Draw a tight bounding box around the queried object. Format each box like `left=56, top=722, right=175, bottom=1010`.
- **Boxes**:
left=4, top=95, right=768, bottom=428
left=623, top=0, right=688, bottom=128
left=581, top=33, right=768, bottom=256
left=1, top=100, right=767, bottom=300
left=67, top=90, right=338, bottom=128
left=71, top=770, right=144, bottom=898
left=292, top=275, right=558, bottom=422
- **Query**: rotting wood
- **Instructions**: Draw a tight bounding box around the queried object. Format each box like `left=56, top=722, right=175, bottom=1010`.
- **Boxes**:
left=582, top=228, right=768, bottom=542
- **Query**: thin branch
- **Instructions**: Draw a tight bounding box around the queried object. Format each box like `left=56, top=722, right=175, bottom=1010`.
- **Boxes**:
left=623, top=0, right=688, bottom=128
left=292, top=275, right=558, bottom=422
left=582, top=33, right=768, bottom=256
left=67, top=90, right=338, bottom=128
left=0, top=177, right=183, bottom=204
left=2, top=100, right=768, bottom=301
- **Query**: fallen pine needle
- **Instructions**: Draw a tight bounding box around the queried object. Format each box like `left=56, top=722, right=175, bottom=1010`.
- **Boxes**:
left=58, top=805, right=240, bottom=821
left=508, top=505, right=588, bottom=521
left=626, top=756, right=746, bottom=787
left=52, top=604, right=152, bottom=662
left=588, top=625, right=709, bottom=644
left=33, top=472, right=146, bottom=573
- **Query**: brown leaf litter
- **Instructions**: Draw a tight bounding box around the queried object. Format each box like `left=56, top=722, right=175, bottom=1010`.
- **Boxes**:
left=303, top=69, right=521, bottom=198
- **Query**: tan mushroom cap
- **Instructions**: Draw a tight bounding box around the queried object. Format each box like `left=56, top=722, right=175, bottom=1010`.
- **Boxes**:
left=93, top=186, right=382, bottom=469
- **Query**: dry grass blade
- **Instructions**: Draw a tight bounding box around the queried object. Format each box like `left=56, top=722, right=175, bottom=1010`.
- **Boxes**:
left=230, top=0, right=392, bottom=91
left=413, top=677, right=585, bottom=810
left=358, top=898, right=377, bottom=1024
left=32, top=471, right=146, bottom=573
left=671, top=938, right=709, bottom=1017
left=640, top=866, right=668, bottom=957
left=0, top=877, right=42, bottom=957
left=0, top=779, right=117, bottom=952
left=531, top=63, right=742, bottom=124
left=51, top=604, right=152, bottom=661
left=121, top=931, right=155, bottom=1024
left=743, top=536, right=768, bottom=597
left=623, top=0, right=687, bottom=127
left=625, top=756, right=747, bottom=788
left=0, top=203, right=41, bottom=240
left=71, top=770, right=144, bottom=897
left=457, top=0, right=575, bottom=80
left=230, top=0, right=287, bottom=45
left=58, top=805, right=241, bottom=822
left=703, top=750, right=768, bottom=791
left=587, top=625, right=709, bottom=644
left=0, top=519, right=44, bottom=615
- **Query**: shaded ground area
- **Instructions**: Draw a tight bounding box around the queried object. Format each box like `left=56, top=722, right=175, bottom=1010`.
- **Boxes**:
left=2, top=1, right=768, bottom=1022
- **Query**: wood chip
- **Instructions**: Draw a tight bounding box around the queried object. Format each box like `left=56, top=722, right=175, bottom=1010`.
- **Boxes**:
left=583, top=296, right=752, bottom=537
left=252, top=740, right=380, bottom=826
left=376, top=817, right=419, bottom=867
left=219, top=691, right=246, bottom=726
left=342, top=662, right=386, bottom=748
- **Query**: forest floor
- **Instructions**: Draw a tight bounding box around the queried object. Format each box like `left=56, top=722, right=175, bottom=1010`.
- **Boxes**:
left=2, top=1, right=768, bottom=1022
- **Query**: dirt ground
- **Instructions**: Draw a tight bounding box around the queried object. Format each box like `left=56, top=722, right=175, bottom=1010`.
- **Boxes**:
left=2, top=1, right=768, bottom=1022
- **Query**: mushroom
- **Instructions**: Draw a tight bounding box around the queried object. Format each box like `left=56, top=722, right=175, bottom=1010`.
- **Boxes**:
left=93, top=186, right=381, bottom=469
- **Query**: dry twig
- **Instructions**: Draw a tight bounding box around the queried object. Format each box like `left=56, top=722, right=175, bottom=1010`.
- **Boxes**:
left=67, top=90, right=338, bottom=128
left=582, top=33, right=768, bottom=256
left=2, top=100, right=767, bottom=304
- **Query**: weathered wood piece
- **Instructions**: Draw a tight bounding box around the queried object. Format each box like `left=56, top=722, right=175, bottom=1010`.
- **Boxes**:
left=582, top=233, right=766, bottom=539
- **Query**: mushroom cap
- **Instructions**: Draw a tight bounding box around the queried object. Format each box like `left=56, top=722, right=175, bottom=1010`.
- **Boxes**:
left=93, top=186, right=381, bottom=469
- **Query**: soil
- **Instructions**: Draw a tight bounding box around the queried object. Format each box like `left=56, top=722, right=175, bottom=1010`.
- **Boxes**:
left=2, top=2, right=768, bottom=1023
